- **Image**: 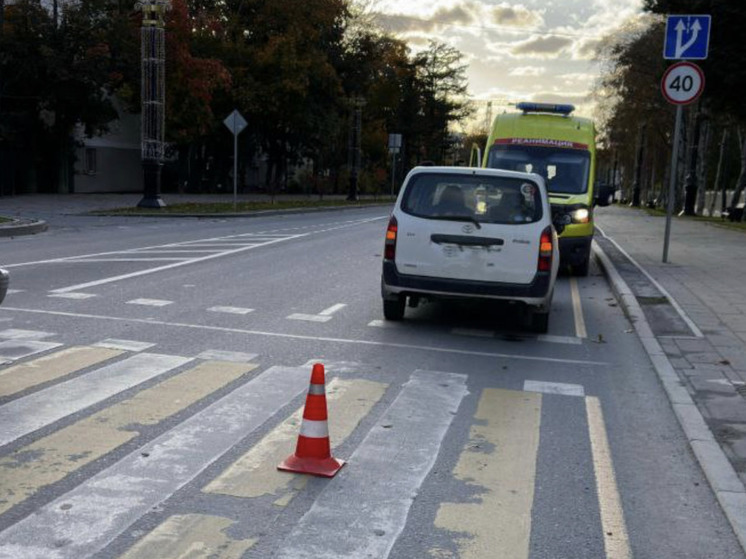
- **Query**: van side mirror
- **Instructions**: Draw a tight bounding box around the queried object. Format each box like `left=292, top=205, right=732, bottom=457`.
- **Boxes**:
left=594, top=183, right=615, bottom=207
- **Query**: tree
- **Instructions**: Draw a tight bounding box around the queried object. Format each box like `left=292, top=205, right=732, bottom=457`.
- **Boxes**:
left=644, top=0, right=746, bottom=218
left=0, top=0, right=137, bottom=193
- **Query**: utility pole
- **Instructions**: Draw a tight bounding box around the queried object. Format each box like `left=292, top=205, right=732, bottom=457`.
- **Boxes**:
left=138, top=0, right=169, bottom=208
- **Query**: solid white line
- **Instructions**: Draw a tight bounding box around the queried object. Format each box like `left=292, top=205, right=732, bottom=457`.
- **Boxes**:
left=570, top=277, right=587, bottom=339
left=319, top=303, right=347, bottom=316
left=586, top=396, right=632, bottom=559
left=0, top=307, right=609, bottom=366
left=596, top=228, right=704, bottom=338
left=64, top=258, right=190, bottom=262
left=0, top=365, right=310, bottom=558
left=276, top=370, right=468, bottom=559
left=0, top=353, right=191, bottom=448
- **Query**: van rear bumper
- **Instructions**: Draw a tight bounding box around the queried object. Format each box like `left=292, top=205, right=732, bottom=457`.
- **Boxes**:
left=381, top=261, right=551, bottom=301
left=558, top=235, right=592, bottom=265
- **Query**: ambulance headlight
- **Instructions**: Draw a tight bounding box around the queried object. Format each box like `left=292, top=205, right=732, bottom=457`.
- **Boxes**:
left=571, top=207, right=590, bottom=223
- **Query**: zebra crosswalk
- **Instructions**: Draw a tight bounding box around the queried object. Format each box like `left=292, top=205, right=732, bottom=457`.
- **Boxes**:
left=0, top=331, right=629, bottom=559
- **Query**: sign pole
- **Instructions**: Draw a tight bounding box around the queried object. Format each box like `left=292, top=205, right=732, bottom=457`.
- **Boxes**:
left=663, top=104, right=683, bottom=263
left=233, top=115, right=238, bottom=210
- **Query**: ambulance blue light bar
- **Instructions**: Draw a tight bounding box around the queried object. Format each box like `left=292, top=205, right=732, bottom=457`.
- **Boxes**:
left=516, top=102, right=575, bottom=115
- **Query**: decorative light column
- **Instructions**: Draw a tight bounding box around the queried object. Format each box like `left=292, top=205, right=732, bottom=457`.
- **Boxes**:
left=137, top=0, right=169, bottom=208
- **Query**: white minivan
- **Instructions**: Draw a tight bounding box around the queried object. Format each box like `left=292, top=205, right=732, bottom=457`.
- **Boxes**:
left=381, top=166, right=560, bottom=332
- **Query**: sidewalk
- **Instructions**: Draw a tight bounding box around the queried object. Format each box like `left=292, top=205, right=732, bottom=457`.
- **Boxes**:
left=595, top=204, right=746, bottom=549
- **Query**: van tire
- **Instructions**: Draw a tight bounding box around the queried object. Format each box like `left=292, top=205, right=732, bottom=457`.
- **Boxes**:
left=383, top=297, right=406, bottom=321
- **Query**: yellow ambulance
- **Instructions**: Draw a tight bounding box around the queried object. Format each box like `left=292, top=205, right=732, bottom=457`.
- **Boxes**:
left=482, top=102, right=612, bottom=276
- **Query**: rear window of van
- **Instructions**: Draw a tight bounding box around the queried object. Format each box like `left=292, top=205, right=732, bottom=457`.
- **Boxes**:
left=400, top=173, right=543, bottom=224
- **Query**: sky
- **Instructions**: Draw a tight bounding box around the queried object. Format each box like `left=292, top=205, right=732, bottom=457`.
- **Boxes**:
left=372, top=0, right=646, bottom=128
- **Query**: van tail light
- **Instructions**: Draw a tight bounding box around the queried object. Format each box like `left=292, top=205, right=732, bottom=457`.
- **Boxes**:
left=384, top=216, right=398, bottom=261
left=538, top=226, right=553, bottom=272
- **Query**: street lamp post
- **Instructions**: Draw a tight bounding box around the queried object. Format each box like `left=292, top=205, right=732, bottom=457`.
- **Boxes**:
left=137, top=0, right=169, bottom=208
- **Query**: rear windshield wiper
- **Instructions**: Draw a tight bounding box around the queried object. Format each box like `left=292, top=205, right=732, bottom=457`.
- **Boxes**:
left=425, top=215, right=482, bottom=229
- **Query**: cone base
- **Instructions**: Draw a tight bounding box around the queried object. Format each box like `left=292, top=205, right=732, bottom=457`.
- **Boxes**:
left=277, top=454, right=346, bottom=478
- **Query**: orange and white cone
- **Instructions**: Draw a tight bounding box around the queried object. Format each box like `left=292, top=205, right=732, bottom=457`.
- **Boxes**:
left=277, top=363, right=345, bottom=478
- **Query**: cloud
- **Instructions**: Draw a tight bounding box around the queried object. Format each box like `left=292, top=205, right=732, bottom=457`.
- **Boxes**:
left=509, top=66, right=547, bottom=77
left=510, top=35, right=573, bottom=58
left=491, top=3, right=544, bottom=28
left=372, top=2, right=479, bottom=34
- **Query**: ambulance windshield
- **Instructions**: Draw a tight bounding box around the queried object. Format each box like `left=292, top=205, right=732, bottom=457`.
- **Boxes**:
left=487, top=145, right=590, bottom=195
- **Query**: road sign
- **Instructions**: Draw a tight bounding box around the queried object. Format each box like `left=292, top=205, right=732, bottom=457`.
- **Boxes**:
left=664, top=15, right=711, bottom=60
left=661, top=61, right=705, bottom=105
left=223, top=110, right=247, bottom=135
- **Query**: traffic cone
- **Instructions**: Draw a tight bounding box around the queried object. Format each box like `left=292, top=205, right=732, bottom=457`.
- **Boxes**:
left=277, top=363, right=345, bottom=477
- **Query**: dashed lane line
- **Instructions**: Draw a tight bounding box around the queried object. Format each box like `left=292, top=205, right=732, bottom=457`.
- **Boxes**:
left=0, top=307, right=609, bottom=366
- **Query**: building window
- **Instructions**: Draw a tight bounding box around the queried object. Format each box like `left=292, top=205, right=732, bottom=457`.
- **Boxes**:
left=85, top=148, right=97, bottom=175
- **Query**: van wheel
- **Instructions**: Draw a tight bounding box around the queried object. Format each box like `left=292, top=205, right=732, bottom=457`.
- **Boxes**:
left=572, top=257, right=590, bottom=277
left=383, top=296, right=406, bottom=321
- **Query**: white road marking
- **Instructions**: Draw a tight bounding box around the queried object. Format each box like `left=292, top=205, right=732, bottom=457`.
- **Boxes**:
left=0, top=365, right=311, bottom=559
left=92, top=339, right=155, bottom=352
left=1, top=307, right=610, bottom=366
left=68, top=258, right=189, bottom=262
left=367, top=319, right=388, bottom=327
left=48, top=292, right=97, bottom=299
left=126, top=298, right=173, bottom=307
left=195, top=350, right=258, bottom=363
left=319, top=303, right=347, bottom=316
left=0, top=329, right=54, bottom=340
left=286, top=313, right=333, bottom=323
left=5, top=289, right=23, bottom=294
left=537, top=334, right=583, bottom=345
left=523, top=380, right=585, bottom=397
left=47, top=235, right=305, bottom=294
left=0, top=353, right=191, bottom=448
left=275, top=370, right=468, bottom=559
left=0, top=340, right=63, bottom=362
left=586, top=396, right=632, bottom=559
left=570, top=277, right=587, bottom=339
left=207, top=306, right=254, bottom=315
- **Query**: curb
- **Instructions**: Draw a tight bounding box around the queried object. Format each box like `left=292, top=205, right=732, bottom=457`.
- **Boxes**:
left=0, top=219, right=48, bottom=238
left=593, top=240, right=746, bottom=552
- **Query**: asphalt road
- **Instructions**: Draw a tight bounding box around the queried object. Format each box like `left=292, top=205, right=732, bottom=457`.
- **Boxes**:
left=0, top=207, right=743, bottom=558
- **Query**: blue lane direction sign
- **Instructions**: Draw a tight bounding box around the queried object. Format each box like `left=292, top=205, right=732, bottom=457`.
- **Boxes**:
left=664, top=15, right=711, bottom=60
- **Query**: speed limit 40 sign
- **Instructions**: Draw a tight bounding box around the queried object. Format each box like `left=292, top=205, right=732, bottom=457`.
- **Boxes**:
left=661, top=61, right=705, bottom=105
